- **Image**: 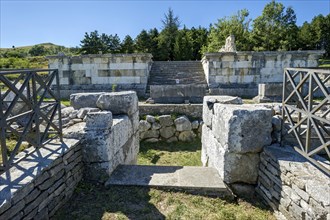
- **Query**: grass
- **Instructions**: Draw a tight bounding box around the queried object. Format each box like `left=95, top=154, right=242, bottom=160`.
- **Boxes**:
left=138, top=139, right=202, bottom=166
left=319, top=58, right=330, bottom=68
left=0, top=138, right=29, bottom=165
left=53, top=139, right=275, bottom=219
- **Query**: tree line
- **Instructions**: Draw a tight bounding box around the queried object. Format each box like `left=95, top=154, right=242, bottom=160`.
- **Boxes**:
left=1, top=0, right=329, bottom=61
left=80, top=1, right=330, bottom=59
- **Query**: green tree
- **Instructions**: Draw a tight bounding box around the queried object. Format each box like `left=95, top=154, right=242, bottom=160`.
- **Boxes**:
left=251, top=0, right=298, bottom=51
left=202, top=9, right=252, bottom=53
left=190, top=26, right=208, bottom=60
left=135, top=30, right=151, bottom=53
left=120, top=35, right=135, bottom=53
left=80, top=30, right=105, bottom=54
left=29, top=45, right=46, bottom=56
left=148, top=28, right=161, bottom=60
left=174, top=27, right=193, bottom=60
left=158, top=8, right=180, bottom=60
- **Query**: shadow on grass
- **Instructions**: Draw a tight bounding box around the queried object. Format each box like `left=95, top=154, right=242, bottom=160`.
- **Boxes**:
left=53, top=181, right=165, bottom=220
left=140, top=138, right=201, bottom=153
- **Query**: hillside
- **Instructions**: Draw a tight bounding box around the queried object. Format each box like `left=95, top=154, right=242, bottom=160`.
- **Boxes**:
left=1, top=43, right=63, bottom=51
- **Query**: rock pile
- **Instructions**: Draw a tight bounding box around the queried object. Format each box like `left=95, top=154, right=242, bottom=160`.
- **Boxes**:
left=139, top=115, right=202, bottom=143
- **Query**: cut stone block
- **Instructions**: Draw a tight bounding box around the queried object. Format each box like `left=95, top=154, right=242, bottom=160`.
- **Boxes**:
left=96, top=91, right=138, bottom=116
left=70, top=92, right=104, bottom=109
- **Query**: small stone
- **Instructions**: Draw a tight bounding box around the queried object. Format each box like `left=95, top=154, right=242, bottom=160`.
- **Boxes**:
left=85, top=111, right=113, bottom=130
left=160, top=126, right=176, bottom=139
left=139, top=120, right=151, bottom=132
left=140, top=130, right=159, bottom=140
left=151, top=122, right=161, bottom=130
left=178, top=131, right=196, bottom=142
left=144, top=138, right=159, bottom=143
left=174, top=116, right=192, bottom=131
left=68, top=110, right=78, bottom=119
left=146, top=115, right=156, bottom=123
left=61, top=107, right=74, bottom=117
left=158, top=115, right=173, bottom=127
left=191, top=120, right=199, bottom=130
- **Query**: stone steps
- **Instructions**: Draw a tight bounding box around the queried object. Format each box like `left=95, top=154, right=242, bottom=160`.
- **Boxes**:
left=148, top=61, right=207, bottom=86
left=105, top=165, right=234, bottom=198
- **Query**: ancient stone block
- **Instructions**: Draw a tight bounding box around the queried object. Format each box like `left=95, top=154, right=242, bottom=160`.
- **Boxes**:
left=178, top=131, right=196, bottom=142
left=70, top=92, right=103, bottom=109
left=85, top=111, right=113, bottom=130
left=212, top=104, right=272, bottom=153
left=96, top=91, right=138, bottom=116
left=174, top=116, right=192, bottom=131
left=140, top=130, right=159, bottom=140
left=139, top=120, right=151, bottom=132
left=160, top=126, right=176, bottom=139
left=62, top=122, right=86, bottom=139
left=158, top=115, right=173, bottom=127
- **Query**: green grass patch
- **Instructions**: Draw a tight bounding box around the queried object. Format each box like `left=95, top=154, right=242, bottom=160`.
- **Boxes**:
left=53, top=182, right=275, bottom=220
left=138, top=139, right=202, bottom=166
left=53, top=139, right=275, bottom=219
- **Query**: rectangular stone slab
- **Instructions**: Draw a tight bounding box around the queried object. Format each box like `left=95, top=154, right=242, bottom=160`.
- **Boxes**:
left=105, top=165, right=233, bottom=198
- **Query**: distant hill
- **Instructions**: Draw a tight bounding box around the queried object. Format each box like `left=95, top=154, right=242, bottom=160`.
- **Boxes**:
left=1, top=43, right=64, bottom=51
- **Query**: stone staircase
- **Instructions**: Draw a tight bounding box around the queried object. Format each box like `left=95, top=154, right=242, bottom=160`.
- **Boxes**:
left=146, top=61, right=209, bottom=103
left=106, top=165, right=233, bottom=198
left=147, top=61, right=208, bottom=93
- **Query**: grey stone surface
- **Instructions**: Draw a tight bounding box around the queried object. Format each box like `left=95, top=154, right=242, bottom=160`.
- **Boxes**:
left=144, top=138, right=159, bottom=143
left=203, top=95, right=242, bottom=127
left=77, top=107, right=100, bottom=119
left=151, top=122, right=161, bottom=130
left=160, top=126, right=176, bottom=139
left=96, top=91, right=138, bottom=116
left=70, top=92, right=103, bottom=109
left=106, top=165, right=234, bottom=198
left=61, top=107, right=74, bottom=117
left=85, top=111, right=113, bottom=130
left=166, top=136, right=178, bottom=143
left=212, top=104, right=272, bottom=153
left=178, top=131, right=196, bottom=142
left=158, top=115, right=173, bottom=127
left=191, top=120, right=199, bottom=130
left=174, top=116, right=192, bottom=131
left=62, top=122, right=86, bottom=139
left=139, top=120, right=151, bottom=132
left=146, top=115, right=156, bottom=123
left=140, top=130, right=159, bottom=140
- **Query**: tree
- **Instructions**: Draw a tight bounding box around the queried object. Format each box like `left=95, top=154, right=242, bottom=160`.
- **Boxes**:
left=251, top=0, right=298, bottom=51
left=29, top=45, right=46, bottom=56
left=80, top=30, right=105, bottom=54
left=121, top=35, right=135, bottom=53
left=158, top=8, right=180, bottom=60
left=80, top=31, right=121, bottom=54
left=174, top=27, right=193, bottom=60
left=190, top=26, right=208, bottom=60
left=202, top=9, right=252, bottom=53
left=135, top=30, right=151, bottom=53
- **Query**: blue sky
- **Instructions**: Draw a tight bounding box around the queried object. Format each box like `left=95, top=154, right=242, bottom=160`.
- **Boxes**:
left=0, top=0, right=329, bottom=48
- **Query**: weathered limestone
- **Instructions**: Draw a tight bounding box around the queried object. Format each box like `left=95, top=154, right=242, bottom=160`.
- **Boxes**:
left=0, top=139, right=82, bottom=220
left=72, top=91, right=140, bottom=183
left=47, top=54, right=153, bottom=98
left=202, top=50, right=325, bottom=97
left=256, top=144, right=330, bottom=220
left=219, top=35, right=236, bottom=52
left=139, top=114, right=202, bottom=142
left=202, top=96, right=272, bottom=184
left=96, top=91, right=138, bottom=116
left=70, top=92, right=104, bottom=109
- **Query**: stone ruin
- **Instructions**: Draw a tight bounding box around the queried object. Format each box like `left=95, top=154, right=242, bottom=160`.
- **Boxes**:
left=0, top=91, right=140, bottom=219
left=219, top=35, right=237, bottom=52
left=201, top=95, right=329, bottom=219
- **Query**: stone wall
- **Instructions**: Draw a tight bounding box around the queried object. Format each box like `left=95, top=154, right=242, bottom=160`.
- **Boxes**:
left=0, top=138, right=82, bottom=219
left=202, top=51, right=325, bottom=97
left=202, top=95, right=273, bottom=185
left=67, top=91, right=140, bottom=183
left=140, top=115, right=202, bottom=143
left=256, top=144, right=330, bottom=220
left=150, top=84, right=207, bottom=104
left=139, top=103, right=203, bottom=119
left=47, top=54, right=153, bottom=98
